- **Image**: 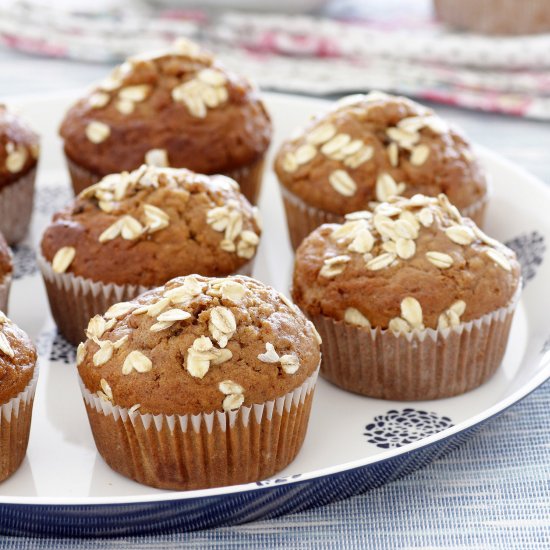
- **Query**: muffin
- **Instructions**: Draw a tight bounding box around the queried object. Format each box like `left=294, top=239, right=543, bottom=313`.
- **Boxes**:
left=60, top=38, right=272, bottom=204
left=77, top=274, right=321, bottom=490
left=292, top=194, right=520, bottom=400
left=434, top=0, right=550, bottom=35
left=275, top=91, right=488, bottom=249
left=0, top=311, right=38, bottom=482
left=39, top=165, right=261, bottom=345
left=0, top=232, right=12, bottom=313
left=0, top=105, right=40, bottom=245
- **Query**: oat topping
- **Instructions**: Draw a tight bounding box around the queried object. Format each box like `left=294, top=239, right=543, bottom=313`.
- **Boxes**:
left=5, top=145, right=28, bottom=173
left=329, top=170, right=357, bottom=197
left=171, top=68, right=228, bottom=118
left=89, top=92, right=110, bottom=109
left=209, top=306, right=236, bottom=347
left=93, top=341, right=114, bottom=366
left=51, top=246, right=76, bottom=274
left=344, top=307, right=370, bottom=328
left=438, top=300, right=466, bottom=330
left=145, top=149, right=169, bottom=167
left=122, top=350, right=152, bottom=375
left=219, top=380, right=245, bottom=412
left=320, top=254, right=351, bottom=278
left=426, top=251, right=454, bottom=269
left=105, top=302, right=135, bottom=320
left=206, top=201, right=260, bottom=259
left=0, top=331, right=14, bottom=358
left=98, top=378, right=113, bottom=402
left=388, top=297, right=424, bottom=333
left=257, top=342, right=300, bottom=374
left=85, top=121, right=111, bottom=144
left=86, top=315, right=115, bottom=341
left=76, top=342, right=87, bottom=365
left=257, top=342, right=279, bottom=363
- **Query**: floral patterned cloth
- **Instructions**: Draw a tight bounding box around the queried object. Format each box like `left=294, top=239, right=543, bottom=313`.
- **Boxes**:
left=0, top=1, right=549, bottom=116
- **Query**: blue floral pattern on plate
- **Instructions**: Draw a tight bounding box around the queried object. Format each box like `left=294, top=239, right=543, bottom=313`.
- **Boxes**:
left=365, top=409, right=454, bottom=449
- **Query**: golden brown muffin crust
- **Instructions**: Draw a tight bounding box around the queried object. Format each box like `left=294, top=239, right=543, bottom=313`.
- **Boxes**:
left=0, top=312, right=36, bottom=403
left=0, top=105, right=39, bottom=189
left=0, top=232, right=12, bottom=280
left=292, top=194, right=520, bottom=331
left=60, top=41, right=272, bottom=177
left=275, top=92, right=487, bottom=216
left=41, top=166, right=261, bottom=287
left=77, top=275, right=321, bottom=415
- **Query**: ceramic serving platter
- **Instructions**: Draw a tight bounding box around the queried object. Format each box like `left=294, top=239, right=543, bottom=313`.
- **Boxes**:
left=0, top=92, right=548, bottom=536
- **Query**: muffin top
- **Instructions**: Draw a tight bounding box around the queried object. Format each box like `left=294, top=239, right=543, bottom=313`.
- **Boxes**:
left=60, top=39, right=272, bottom=177
left=77, top=275, right=321, bottom=416
left=292, top=194, right=520, bottom=332
left=0, top=105, right=40, bottom=189
left=0, top=232, right=12, bottom=280
left=275, top=92, right=487, bottom=216
left=41, top=165, right=261, bottom=286
left=0, top=312, right=37, bottom=403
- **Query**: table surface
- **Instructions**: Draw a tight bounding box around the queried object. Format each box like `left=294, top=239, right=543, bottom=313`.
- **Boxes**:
left=1, top=47, right=550, bottom=549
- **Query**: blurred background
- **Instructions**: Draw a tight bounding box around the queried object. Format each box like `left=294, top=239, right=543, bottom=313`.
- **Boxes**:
left=0, top=0, right=548, bottom=177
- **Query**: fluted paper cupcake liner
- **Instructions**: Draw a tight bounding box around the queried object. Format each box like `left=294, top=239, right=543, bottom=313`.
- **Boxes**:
left=0, top=167, right=36, bottom=245
left=65, top=154, right=266, bottom=205
left=434, top=0, right=550, bottom=35
left=38, top=254, right=254, bottom=346
left=0, top=366, right=38, bottom=482
left=310, top=288, right=520, bottom=401
left=79, top=366, right=319, bottom=490
left=281, top=186, right=489, bottom=251
left=0, top=274, right=11, bottom=314
left=224, top=157, right=266, bottom=205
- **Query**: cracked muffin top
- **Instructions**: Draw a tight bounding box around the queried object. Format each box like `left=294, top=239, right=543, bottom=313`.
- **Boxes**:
left=60, top=39, right=272, bottom=177
left=292, top=194, right=520, bottom=333
left=275, top=91, right=487, bottom=217
left=0, top=311, right=36, bottom=403
left=77, top=274, right=321, bottom=415
left=40, top=165, right=261, bottom=286
left=0, top=104, right=40, bottom=189
left=0, top=232, right=12, bottom=281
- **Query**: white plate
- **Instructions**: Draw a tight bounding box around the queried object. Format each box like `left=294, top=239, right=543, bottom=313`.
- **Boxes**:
left=0, top=92, right=548, bottom=535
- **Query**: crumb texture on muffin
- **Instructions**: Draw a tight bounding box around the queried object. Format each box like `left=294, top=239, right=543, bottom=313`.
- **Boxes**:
left=41, top=165, right=261, bottom=286
left=0, top=312, right=36, bottom=402
left=0, top=105, right=39, bottom=188
left=77, top=275, right=321, bottom=415
left=60, top=40, right=272, bottom=176
left=275, top=91, right=487, bottom=215
left=292, top=194, right=520, bottom=331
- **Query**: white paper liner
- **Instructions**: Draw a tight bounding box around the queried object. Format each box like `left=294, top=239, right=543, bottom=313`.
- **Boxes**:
left=38, top=253, right=254, bottom=346
left=312, top=286, right=521, bottom=401
left=0, top=366, right=38, bottom=482
left=0, top=273, right=11, bottom=314
left=281, top=185, right=489, bottom=250
left=0, top=167, right=36, bottom=245
left=78, top=366, right=319, bottom=490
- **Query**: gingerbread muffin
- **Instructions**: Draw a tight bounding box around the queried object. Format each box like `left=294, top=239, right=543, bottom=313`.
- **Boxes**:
left=0, top=232, right=12, bottom=313
left=275, top=91, right=488, bottom=249
left=0, top=105, right=40, bottom=245
left=293, top=194, right=520, bottom=400
left=0, top=311, right=38, bottom=482
left=77, top=274, right=321, bottom=490
left=39, top=165, right=261, bottom=345
left=60, top=39, right=272, bottom=203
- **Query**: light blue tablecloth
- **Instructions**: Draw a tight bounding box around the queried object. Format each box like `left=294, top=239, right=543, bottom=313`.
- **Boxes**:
left=1, top=380, right=549, bottom=548
left=0, top=46, right=549, bottom=549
